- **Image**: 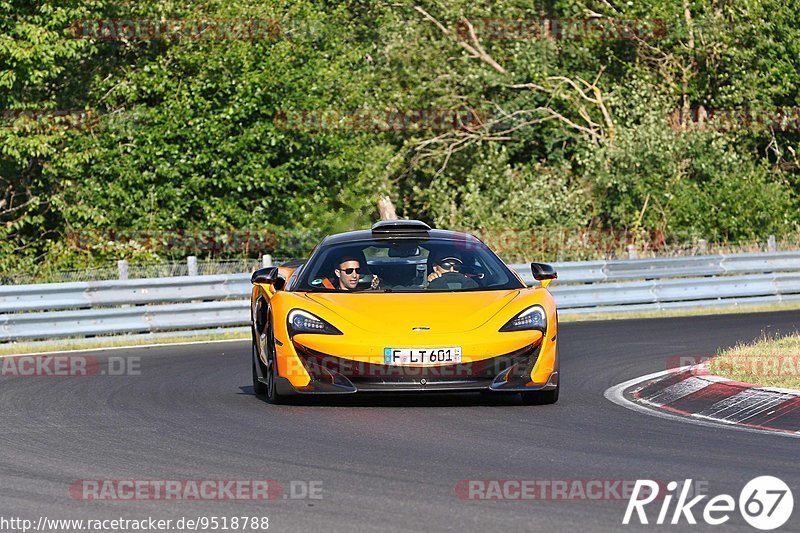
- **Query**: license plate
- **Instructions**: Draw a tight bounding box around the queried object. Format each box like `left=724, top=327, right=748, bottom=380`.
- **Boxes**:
left=383, top=347, right=462, bottom=365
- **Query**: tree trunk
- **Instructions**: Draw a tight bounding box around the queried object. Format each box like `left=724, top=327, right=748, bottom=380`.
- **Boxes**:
left=377, top=196, right=397, bottom=220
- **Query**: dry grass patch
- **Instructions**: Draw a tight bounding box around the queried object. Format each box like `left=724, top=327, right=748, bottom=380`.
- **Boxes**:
left=559, top=302, right=800, bottom=323
left=709, top=333, right=800, bottom=390
left=0, top=330, right=250, bottom=357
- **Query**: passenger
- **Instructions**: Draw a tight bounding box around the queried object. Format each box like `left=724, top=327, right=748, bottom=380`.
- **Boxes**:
left=426, top=255, right=478, bottom=290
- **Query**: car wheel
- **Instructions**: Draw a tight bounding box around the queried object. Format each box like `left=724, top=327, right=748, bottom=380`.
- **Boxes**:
left=262, top=308, right=285, bottom=405
left=252, top=335, right=267, bottom=397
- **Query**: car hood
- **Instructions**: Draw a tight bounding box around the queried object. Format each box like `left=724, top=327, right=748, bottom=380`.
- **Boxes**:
left=302, top=290, right=521, bottom=334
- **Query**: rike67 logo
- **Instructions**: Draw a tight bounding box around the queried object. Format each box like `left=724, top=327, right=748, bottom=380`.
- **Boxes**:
left=624, top=476, right=793, bottom=530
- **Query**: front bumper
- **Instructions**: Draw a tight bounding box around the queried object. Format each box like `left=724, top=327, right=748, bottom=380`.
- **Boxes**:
left=275, top=342, right=554, bottom=394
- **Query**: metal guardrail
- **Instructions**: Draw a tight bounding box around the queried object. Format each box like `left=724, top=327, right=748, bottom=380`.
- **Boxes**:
left=511, top=251, right=800, bottom=285
left=0, top=275, right=250, bottom=313
left=2, top=251, right=800, bottom=342
left=1, top=301, right=249, bottom=340
left=549, top=273, right=800, bottom=308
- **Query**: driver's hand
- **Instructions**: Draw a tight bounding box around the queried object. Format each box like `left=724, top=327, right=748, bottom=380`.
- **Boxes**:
left=427, top=271, right=441, bottom=283
left=370, top=274, right=380, bottom=289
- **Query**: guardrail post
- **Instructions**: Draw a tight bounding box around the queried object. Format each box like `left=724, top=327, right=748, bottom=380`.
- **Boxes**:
left=187, top=256, right=198, bottom=276
left=767, top=235, right=777, bottom=252
left=626, top=244, right=638, bottom=260
left=698, top=239, right=707, bottom=254
left=117, top=260, right=128, bottom=280
left=262, top=254, right=273, bottom=268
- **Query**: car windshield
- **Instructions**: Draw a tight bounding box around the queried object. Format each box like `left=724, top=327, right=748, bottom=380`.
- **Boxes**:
left=294, top=237, right=525, bottom=292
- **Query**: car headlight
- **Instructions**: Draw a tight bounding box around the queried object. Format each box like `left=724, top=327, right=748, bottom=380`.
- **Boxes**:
left=499, top=305, right=547, bottom=333
left=287, top=309, right=343, bottom=337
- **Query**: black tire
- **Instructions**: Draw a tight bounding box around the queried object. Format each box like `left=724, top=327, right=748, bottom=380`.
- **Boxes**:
left=252, top=339, right=268, bottom=397
left=261, top=307, right=285, bottom=405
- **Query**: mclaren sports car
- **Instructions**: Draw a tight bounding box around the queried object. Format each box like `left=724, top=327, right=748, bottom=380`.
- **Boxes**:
left=250, top=220, right=559, bottom=404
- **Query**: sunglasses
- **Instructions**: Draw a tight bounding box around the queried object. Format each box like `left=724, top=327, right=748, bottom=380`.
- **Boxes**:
left=338, top=267, right=361, bottom=275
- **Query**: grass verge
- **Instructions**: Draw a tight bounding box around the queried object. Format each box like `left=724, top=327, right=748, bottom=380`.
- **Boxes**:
left=709, top=333, right=800, bottom=390
left=0, top=329, right=250, bottom=357
left=559, top=302, right=800, bottom=322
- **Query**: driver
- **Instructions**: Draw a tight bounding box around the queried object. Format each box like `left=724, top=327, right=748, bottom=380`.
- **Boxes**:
left=324, top=256, right=380, bottom=290
left=426, top=255, right=478, bottom=290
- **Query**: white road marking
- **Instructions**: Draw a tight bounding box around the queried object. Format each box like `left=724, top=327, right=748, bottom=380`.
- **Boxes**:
left=698, top=389, right=795, bottom=423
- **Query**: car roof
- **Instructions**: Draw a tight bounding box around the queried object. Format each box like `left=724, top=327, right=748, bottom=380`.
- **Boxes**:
left=320, top=228, right=481, bottom=246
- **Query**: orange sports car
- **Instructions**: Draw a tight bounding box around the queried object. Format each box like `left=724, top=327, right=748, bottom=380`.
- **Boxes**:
left=250, top=220, right=559, bottom=404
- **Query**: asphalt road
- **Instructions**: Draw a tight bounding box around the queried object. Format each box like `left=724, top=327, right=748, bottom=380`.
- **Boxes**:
left=1, top=311, right=799, bottom=532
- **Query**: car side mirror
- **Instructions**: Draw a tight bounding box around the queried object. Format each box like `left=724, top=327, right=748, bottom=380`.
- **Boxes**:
left=530, top=262, right=557, bottom=288
left=251, top=266, right=285, bottom=290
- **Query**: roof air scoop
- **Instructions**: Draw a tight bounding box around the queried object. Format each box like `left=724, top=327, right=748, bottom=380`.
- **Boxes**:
left=371, top=220, right=431, bottom=235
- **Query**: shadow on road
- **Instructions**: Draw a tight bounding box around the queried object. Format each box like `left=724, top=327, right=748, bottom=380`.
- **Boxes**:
left=237, top=385, right=563, bottom=408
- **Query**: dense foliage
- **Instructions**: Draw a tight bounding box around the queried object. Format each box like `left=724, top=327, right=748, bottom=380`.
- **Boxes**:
left=1, top=0, right=799, bottom=273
